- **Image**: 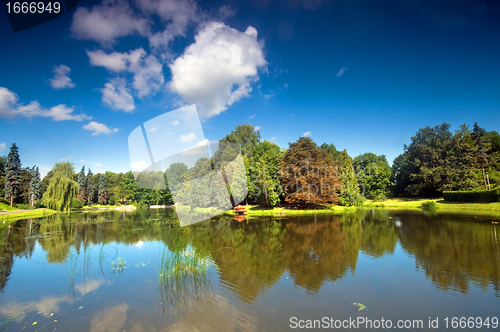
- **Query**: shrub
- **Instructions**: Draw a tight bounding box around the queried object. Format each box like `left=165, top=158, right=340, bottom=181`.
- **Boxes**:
left=16, top=203, right=31, bottom=210
left=443, top=188, right=499, bottom=203
left=373, top=193, right=387, bottom=202
left=421, top=200, right=437, bottom=211
left=71, top=198, right=83, bottom=209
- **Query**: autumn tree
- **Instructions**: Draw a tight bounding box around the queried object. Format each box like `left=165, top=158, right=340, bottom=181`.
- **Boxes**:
left=279, top=137, right=340, bottom=205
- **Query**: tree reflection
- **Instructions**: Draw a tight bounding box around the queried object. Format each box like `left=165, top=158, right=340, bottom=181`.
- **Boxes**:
left=398, top=214, right=500, bottom=295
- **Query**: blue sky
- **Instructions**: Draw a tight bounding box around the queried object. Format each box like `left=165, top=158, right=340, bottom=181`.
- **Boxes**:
left=1, top=0, right=499, bottom=176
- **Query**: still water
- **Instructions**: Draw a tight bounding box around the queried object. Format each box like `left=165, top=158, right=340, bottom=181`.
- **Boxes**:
left=1, top=209, right=499, bottom=331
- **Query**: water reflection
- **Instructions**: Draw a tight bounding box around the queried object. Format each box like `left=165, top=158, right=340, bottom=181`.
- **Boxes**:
left=1, top=208, right=500, bottom=330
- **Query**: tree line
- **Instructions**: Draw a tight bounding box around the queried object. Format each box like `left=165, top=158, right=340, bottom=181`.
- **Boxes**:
left=2, top=122, right=499, bottom=211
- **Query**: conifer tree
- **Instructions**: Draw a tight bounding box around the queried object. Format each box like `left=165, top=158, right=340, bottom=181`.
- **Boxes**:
left=86, top=169, right=95, bottom=204
left=29, top=166, right=42, bottom=207
left=4, top=143, right=21, bottom=206
left=77, top=166, right=87, bottom=202
left=98, top=174, right=107, bottom=204
left=338, top=149, right=361, bottom=206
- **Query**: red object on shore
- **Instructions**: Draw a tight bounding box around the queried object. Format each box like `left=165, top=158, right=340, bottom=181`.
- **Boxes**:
left=234, top=204, right=246, bottom=215
left=234, top=214, right=246, bottom=222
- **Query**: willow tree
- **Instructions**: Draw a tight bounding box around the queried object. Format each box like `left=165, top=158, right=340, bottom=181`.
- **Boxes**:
left=42, top=174, right=78, bottom=212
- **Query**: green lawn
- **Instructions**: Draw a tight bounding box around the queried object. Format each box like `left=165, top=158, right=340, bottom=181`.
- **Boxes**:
left=0, top=202, right=18, bottom=211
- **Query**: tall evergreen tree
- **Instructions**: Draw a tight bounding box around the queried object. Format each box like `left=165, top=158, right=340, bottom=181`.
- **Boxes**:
left=77, top=166, right=87, bottom=202
left=98, top=174, right=107, bottom=204
left=4, top=143, right=21, bottom=206
left=338, top=149, right=361, bottom=206
left=29, top=166, right=42, bottom=207
left=86, top=169, right=95, bottom=204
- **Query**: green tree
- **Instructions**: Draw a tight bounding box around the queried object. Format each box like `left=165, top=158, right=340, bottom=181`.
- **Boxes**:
left=338, top=150, right=361, bottom=206
left=29, top=166, right=42, bottom=207
left=42, top=163, right=78, bottom=212
left=472, top=122, right=491, bottom=189
left=220, top=124, right=261, bottom=157
left=77, top=166, right=87, bottom=202
left=98, top=174, right=107, bottom=204
left=0, top=155, right=6, bottom=197
left=247, top=141, right=283, bottom=207
left=4, top=143, right=21, bottom=206
left=320, top=143, right=344, bottom=166
left=18, top=166, right=34, bottom=204
left=353, top=153, right=391, bottom=199
left=86, top=168, right=95, bottom=204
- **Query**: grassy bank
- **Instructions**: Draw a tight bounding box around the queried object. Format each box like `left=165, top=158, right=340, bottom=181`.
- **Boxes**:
left=232, top=198, right=500, bottom=217
left=1, top=208, right=57, bottom=221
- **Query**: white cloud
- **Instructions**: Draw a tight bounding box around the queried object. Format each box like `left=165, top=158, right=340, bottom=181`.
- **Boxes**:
left=180, top=132, right=196, bottom=142
left=337, top=59, right=353, bottom=77
left=169, top=22, right=267, bottom=118
left=72, top=0, right=200, bottom=58
left=254, top=126, right=261, bottom=130
left=130, top=160, right=148, bottom=170
left=101, top=78, right=135, bottom=112
left=0, top=87, right=90, bottom=121
left=149, top=126, right=158, bottom=132
left=88, top=48, right=165, bottom=99
left=60, top=156, right=73, bottom=161
left=49, top=65, right=75, bottom=89
left=80, top=159, right=103, bottom=167
left=270, top=136, right=276, bottom=141
left=196, top=139, right=209, bottom=146
left=249, top=114, right=255, bottom=119
left=172, top=120, right=179, bottom=126
left=303, top=131, right=311, bottom=137
left=71, top=0, right=149, bottom=47
left=0, top=143, right=6, bottom=151
left=83, top=121, right=119, bottom=135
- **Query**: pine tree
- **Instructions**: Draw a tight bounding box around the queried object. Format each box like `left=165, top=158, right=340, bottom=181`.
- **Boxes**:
left=4, top=143, right=21, bottom=206
left=98, top=174, right=107, bottom=204
left=29, top=166, right=42, bottom=207
left=86, top=169, right=95, bottom=204
left=77, top=166, right=87, bottom=202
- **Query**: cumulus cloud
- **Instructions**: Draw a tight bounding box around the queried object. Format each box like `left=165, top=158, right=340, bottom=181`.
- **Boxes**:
left=49, top=65, right=76, bottom=89
left=71, top=0, right=149, bottom=47
left=0, top=142, right=6, bottom=151
left=180, top=132, right=196, bottom=142
left=249, top=114, right=255, bottom=119
left=88, top=48, right=165, bottom=98
left=0, top=87, right=90, bottom=121
left=254, top=126, right=261, bottom=130
left=101, top=78, right=136, bottom=112
left=169, top=22, right=267, bottom=118
left=303, top=131, right=311, bottom=137
left=72, top=0, right=200, bottom=56
left=131, top=160, right=147, bottom=170
left=196, top=139, right=209, bottom=146
left=82, top=121, right=119, bottom=135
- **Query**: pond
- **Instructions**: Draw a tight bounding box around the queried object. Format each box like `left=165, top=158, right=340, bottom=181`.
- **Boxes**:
left=1, top=209, right=499, bottom=331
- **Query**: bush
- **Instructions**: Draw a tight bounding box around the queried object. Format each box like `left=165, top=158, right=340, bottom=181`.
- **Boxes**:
left=421, top=200, right=437, bottom=211
left=16, top=203, right=31, bottom=210
left=71, top=198, right=83, bottom=209
left=443, top=188, right=499, bottom=203
left=373, top=193, right=387, bottom=202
